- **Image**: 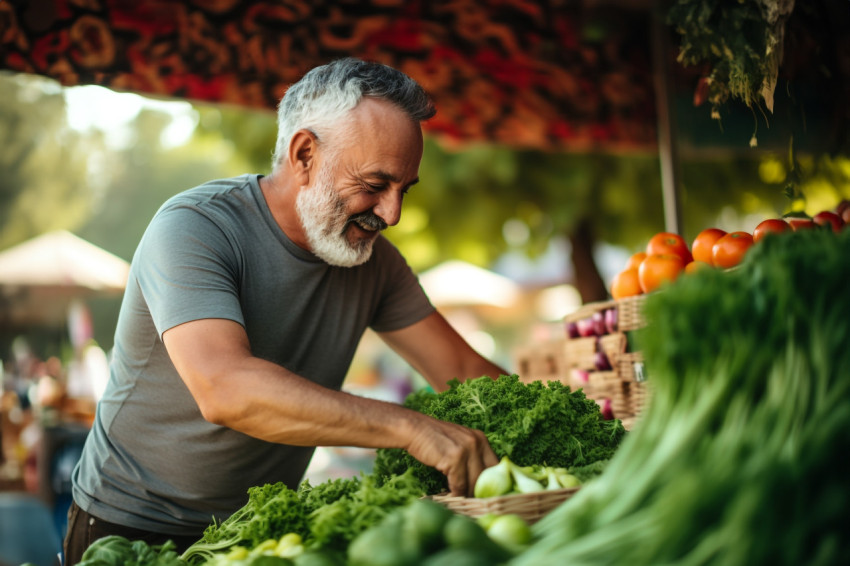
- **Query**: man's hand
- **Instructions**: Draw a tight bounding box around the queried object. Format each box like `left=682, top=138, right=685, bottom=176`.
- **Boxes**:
left=404, top=416, right=499, bottom=497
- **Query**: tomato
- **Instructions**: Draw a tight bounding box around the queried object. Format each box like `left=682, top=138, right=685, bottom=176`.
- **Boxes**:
left=753, top=218, right=791, bottom=242
left=646, top=232, right=693, bottom=263
left=712, top=231, right=754, bottom=269
left=691, top=228, right=727, bottom=265
left=836, top=199, right=850, bottom=217
left=812, top=210, right=845, bottom=233
left=685, top=260, right=711, bottom=274
left=610, top=268, right=642, bottom=300
left=842, top=207, right=850, bottom=225
left=638, top=253, right=686, bottom=293
left=787, top=217, right=816, bottom=231
left=624, top=251, right=647, bottom=272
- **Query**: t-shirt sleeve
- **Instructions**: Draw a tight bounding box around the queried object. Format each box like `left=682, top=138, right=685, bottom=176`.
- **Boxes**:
left=135, top=204, right=245, bottom=337
left=369, top=237, right=436, bottom=333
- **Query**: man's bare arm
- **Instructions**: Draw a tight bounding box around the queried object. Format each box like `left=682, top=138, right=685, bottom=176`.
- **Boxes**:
left=378, top=311, right=509, bottom=392
left=162, top=317, right=496, bottom=495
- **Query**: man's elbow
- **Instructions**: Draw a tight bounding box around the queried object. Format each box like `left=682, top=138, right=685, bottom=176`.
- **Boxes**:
left=185, top=373, right=241, bottom=426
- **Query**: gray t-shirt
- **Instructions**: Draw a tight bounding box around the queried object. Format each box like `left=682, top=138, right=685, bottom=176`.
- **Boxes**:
left=71, top=174, right=435, bottom=534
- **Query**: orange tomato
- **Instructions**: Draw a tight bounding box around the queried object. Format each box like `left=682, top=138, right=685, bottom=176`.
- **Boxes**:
left=712, top=231, right=754, bottom=269
left=624, top=251, right=647, bottom=272
left=638, top=253, right=686, bottom=293
left=610, top=268, right=642, bottom=300
left=691, top=228, right=727, bottom=265
left=753, top=218, right=791, bottom=242
left=646, top=232, right=693, bottom=263
left=685, top=260, right=711, bottom=274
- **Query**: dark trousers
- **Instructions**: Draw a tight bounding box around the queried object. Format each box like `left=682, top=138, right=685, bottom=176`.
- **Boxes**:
left=62, top=500, right=201, bottom=566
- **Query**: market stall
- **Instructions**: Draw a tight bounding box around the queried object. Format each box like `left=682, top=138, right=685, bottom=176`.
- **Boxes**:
left=1, top=1, right=849, bottom=565
left=60, top=222, right=850, bottom=566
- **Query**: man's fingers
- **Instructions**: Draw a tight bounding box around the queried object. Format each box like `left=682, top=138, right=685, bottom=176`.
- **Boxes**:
left=447, top=463, right=469, bottom=496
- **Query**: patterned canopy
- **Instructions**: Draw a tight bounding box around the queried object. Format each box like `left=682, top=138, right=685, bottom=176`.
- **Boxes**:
left=0, top=0, right=661, bottom=151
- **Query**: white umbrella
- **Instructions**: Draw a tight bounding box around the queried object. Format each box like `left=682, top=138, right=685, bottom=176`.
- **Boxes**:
left=418, top=260, right=521, bottom=309
left=0, top=230, right=129, bottom=291
left=0, top=231, right=129, bottom=328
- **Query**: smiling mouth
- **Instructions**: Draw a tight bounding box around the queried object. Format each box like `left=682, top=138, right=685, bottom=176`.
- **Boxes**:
left=345, top=212, right=388, bottom=235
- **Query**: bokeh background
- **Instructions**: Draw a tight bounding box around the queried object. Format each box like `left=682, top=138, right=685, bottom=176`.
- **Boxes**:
left=1, top=2, right=848, bottom=562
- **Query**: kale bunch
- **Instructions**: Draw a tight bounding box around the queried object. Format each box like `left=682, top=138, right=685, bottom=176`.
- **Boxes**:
left=373, top=374, right=625, bottom=495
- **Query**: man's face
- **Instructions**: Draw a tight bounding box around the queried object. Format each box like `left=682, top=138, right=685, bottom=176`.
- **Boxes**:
left=295, top=156, right=386, bottom=267
left=295, top=98, right=424, bottom=267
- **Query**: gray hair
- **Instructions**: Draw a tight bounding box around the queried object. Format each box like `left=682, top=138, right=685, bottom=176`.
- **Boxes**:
left=271, top=58, right=436, bottom=173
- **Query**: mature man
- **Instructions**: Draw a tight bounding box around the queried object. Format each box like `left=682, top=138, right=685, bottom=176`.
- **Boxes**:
left=64, top=58, right=507, bottom=564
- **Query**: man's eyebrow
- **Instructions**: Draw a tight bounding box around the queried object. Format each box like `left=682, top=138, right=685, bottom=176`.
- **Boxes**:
left=367, top=170, right=420, bottom=187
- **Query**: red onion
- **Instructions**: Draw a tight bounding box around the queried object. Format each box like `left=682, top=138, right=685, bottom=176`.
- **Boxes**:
left=594, top=351, right=612, bottom=371
left=604, top=308, right=619, bottom=334
left=592, top=311, right=607, bottom=336
left=572, top=369, right=590, bottom=383
left=576, top=317, right=596, bottom=337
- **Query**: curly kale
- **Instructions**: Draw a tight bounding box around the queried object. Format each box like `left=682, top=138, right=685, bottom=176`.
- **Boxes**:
left=372, top=374, right=626, bottom=495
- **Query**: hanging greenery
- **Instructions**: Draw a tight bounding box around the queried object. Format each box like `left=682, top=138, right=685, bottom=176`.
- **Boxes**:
left=668, top=0, right=796, bottom=143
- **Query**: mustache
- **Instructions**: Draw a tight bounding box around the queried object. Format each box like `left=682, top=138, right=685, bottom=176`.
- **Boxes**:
left=347, top=211, right=388, bottom=232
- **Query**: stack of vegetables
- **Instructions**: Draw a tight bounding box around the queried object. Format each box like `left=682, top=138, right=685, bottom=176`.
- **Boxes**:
left=512, top=227, right=850, bottom=565
left=72, top=374, right=622, bottom=566
left=372, top=374, right=625, bottom=495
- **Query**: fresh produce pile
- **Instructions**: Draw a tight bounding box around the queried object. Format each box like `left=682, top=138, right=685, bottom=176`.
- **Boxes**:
left=372, top=374, right=625, bottom=495
left=76, top=536, right=187, bottom=566
left=180, top=468, right=425, bottom=564
left=474, top=456, right=581, bottom=499
left=609, top=200, right=850, bottom=300
left=513, top=227, right=850, bottom=565
left=347, top=498, right=523, bottom=566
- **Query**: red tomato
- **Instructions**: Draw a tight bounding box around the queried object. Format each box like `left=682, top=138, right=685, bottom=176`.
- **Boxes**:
left=646, top=232, right=693, bottom=263
left=712, top=232, right=754, bottom=269
left=753, top=218, right=791, bottom=242
left=812, top=211, right=845, bottom=233
left=787, top=217, right=816, bottom=231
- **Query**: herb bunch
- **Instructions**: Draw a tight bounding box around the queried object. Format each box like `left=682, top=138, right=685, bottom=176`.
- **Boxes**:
left=515, top=228, right=850, bottom=565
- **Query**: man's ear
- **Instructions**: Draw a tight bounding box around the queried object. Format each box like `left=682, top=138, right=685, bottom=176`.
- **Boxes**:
left=288, top=129, right=317, bottom=186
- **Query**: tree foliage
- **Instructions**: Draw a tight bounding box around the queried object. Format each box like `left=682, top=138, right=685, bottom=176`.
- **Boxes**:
left=0, top=73, right=103, bottom=248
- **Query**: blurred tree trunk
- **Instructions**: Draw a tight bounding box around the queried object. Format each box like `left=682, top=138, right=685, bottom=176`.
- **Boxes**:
left=569, top=216, right=608, bottom=304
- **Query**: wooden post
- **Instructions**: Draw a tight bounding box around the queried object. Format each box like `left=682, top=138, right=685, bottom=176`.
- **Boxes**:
left=651, top=0, right=683, bottom=235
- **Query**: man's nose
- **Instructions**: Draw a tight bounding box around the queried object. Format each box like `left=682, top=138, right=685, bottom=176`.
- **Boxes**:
left=374, top=191, right=403, bottom=227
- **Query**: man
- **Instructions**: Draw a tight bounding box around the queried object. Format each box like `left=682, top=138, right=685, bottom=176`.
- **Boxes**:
left=64, top=58, right=508, bottom=564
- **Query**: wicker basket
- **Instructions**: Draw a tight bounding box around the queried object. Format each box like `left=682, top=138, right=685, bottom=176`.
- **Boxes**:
left=563, top=336, right=597, bottom=370
left=427, top=487, right=580, bottom=524
left=617, top=294, right=647, bottom=331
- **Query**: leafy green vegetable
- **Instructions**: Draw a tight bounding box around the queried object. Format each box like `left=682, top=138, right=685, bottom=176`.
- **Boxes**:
left=513, top=228, right=850, bottom=565
left=373, top=374, right=625, bottom=495
left=566, top=459, right=610, bottom=484
left=76, top=535, right=188, bottom=566
left=305, top=469, right=424, bottom=552
left=182, top=470, right=425, bottom=563
left=182, top=483, right=306, bottom=564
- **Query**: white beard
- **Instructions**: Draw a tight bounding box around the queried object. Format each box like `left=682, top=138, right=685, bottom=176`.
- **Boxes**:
left=295, top=161, right=379, bottom=267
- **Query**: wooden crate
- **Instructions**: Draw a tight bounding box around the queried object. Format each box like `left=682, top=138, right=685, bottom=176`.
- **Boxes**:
left=562, top=296, right=650, bottom=425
